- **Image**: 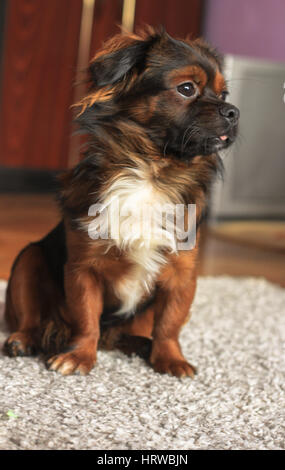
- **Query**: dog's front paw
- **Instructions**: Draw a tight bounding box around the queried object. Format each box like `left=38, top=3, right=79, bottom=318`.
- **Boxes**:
left=151, top=357, right=197, bottom=378
left=3, top=331, right=38, bottom=357
left=46, top=350, right=96, bottom=376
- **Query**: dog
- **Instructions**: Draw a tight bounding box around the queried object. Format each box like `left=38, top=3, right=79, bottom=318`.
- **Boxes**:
left=3, top=27, right=239, bottom=377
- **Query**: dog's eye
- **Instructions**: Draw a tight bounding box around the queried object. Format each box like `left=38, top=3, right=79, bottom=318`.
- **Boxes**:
left=220, top=90, right=229, bottom=101
left=177, top=82, right=196, bottom=98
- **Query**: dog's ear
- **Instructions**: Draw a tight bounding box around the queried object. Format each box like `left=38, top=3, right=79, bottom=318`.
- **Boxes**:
left=192, top=38, right=224, bottom=71
left=88, top=35, right=158, bottom=88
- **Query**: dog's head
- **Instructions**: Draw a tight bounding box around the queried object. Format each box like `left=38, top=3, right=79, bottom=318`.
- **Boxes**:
left=77, top=28, right=239, bottom=160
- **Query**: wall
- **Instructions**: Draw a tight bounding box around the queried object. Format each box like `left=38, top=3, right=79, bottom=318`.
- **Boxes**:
left=203, top=0, right=285, bottom=63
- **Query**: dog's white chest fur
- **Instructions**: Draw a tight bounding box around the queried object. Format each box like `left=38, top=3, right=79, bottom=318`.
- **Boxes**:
left=88, top=167, right=179, bottom=315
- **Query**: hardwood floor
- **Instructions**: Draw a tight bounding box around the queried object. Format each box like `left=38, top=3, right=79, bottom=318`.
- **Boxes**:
left=0, top=194, right=60, bottom=280
left=198, top=229, right=285, bottom=287
left=0, top=194, right=284, bottom=287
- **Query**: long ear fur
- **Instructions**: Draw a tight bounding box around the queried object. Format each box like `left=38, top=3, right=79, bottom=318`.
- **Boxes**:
left=88, top=33, right=160, bottom=88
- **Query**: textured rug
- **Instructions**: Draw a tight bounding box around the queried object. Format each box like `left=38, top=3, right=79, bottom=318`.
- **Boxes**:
left=0, top=276, right=284, bottom=450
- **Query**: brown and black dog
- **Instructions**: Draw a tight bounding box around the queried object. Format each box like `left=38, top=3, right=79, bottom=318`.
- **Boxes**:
left=3, top=27, right=239, bottom=377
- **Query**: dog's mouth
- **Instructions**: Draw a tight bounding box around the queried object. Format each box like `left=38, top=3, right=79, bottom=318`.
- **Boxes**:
left=163, top=119, right=239, bottom=160
left=203, top=124, right=238, bottom=154
left=212, top=134, right=232, bottom=149
left=187, top=132, right=236, bottom=157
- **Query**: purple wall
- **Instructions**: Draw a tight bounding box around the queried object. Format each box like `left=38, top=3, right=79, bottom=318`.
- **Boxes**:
left=203, top=0, right=285, bottom=63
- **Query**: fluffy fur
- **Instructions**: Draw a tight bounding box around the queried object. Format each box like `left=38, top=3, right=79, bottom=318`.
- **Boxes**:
left=3, top=27, right=239, bottom=377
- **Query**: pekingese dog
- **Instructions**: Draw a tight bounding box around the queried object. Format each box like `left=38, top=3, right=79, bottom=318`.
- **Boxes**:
left=3, top=27, right=239, bottom=377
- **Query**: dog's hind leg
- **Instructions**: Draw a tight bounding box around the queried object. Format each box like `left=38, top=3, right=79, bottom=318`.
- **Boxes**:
left=3, top=244, right=55, bottom=357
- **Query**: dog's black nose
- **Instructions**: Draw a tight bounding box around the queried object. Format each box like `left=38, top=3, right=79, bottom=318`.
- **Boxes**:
left=219, top=104, right=239, bottom=124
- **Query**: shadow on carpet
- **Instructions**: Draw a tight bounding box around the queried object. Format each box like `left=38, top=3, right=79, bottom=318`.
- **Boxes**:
left=0, top=277, right=284, bottom=450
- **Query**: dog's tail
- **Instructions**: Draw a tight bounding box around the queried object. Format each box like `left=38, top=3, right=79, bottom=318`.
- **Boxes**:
left=41, top=309, right=72, bottom=355
left=99, top=327, right=152, bottom=361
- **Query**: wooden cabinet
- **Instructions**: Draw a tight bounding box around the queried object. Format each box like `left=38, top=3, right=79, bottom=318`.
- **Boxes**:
left=0, top=0, right=204, bottom=174
left=0, top=0, right=83, bottom=170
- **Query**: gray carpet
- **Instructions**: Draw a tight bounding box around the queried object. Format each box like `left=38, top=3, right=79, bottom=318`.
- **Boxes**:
left=0, top=276, right=284, bottom=450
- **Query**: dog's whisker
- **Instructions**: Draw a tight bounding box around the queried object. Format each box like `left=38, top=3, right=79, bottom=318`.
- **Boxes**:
left=163, top=140, right=170, bottom=158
